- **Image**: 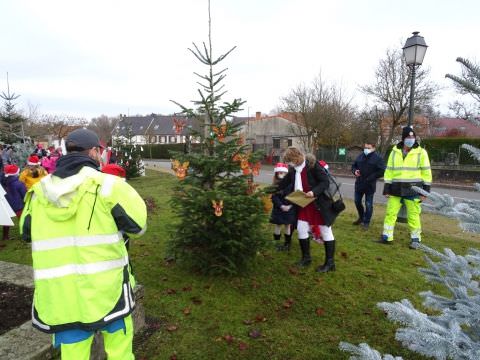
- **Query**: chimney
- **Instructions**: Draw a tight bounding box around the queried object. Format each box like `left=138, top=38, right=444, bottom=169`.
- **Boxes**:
left=255, top=111, right=261, bottom=120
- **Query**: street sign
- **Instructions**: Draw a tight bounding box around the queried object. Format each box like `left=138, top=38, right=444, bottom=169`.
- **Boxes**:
left=338, top=148, right=346, bottom=156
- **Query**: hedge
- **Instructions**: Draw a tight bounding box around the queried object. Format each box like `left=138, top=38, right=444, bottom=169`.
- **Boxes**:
left=421, top=138, right=480, bottom=165
left=140, top=144, right=202, bottom=159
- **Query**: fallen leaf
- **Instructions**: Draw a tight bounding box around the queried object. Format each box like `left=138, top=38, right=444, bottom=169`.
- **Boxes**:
left=315, top=307, right=325, bottom=316
left=283, top=298, right=294, bottom=309
left=249, top=329, right=262, bottom=339
left=340, top=252, right=348, bottom=259
left=243, top=319, right=254, bottom=325
left=238, top=341, right=248, bottom=351
left=170, top=354, right=177, bottom=360
left=288, top=267, right=299, bottom=275
left=183, top=307, right=191, bottom=316
left=162, top=277, right=168, bottom=281
left=255, top=315, right=267, bottom=322
left=166, top=325, right=178, bottom=332
left=166, top=288, right=177, bottom=295
left=182, top=286, right=192, bottom=292
left=191, top=297, right=202, bottom=305
left=252, top=281, right=260, bottom=289
left=376, top=257, right=383, bottom=261
left=223, top=334, right=235, bottom=344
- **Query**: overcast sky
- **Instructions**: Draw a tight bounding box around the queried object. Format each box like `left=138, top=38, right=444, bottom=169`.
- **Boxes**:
left=1, top=0, right=479, bottom=121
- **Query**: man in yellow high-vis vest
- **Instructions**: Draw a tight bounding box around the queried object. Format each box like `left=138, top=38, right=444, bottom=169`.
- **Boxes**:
left=380, top=126, right=432, bottom=249
left=20, top=129, right=147, bottom=360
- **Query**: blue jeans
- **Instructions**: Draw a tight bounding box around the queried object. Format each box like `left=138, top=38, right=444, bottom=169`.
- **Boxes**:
left=354, top=191, right=374, bottom=225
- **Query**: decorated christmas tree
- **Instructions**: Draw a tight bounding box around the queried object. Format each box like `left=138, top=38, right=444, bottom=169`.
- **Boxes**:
left=167, top=0, right=267, bottom=275
left=112, top=123, right=144, bottom=179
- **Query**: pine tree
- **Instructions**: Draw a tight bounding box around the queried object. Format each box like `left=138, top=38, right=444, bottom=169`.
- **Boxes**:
left=0, top=73, right=26, bottom=143
left=113, top=123, right=144, bottom=179
left=167, top=0, right=267, bottom=275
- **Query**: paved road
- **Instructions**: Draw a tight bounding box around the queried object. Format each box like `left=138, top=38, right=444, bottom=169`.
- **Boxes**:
left=145, top=159, right=480, bottom=205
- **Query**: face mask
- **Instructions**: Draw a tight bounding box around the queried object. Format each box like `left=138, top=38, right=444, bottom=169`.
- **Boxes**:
left=363, top=148, right=372, bottom=156
left=404, top=138, right=415, bottom=148
left=277, top=173, right=286, bottom=179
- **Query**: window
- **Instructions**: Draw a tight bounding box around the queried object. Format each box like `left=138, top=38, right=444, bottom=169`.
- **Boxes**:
left=169, top=136, right=177, bottom=143
left=160, top=136, right=166, bottom=144
left=288, top=139, right=293, bottom=146
left=273, top=138, right=280, bottom=148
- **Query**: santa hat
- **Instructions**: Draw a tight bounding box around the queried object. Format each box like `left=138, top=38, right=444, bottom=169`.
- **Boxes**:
left=319, top=160, right=329, bottom=170
left=4, top=164, right=20, bottom=177
left=101, top=164, right=126, bottom=178
left=274, top=162, right=288, bottom=173
left=27, top=155, right=40, bottom=166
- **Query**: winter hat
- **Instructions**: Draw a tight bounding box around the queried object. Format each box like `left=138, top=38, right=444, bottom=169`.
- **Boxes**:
left=27, top=155, right=40, bottom=165
left=101, top=164, right=126, bottom=178
left=274, top=162, right=288, bottom=173
left=402, top=126, right=416, bottom=140
left=4, top=164, right=19, bottom=177
left=319, top=160, right=329, bottom=170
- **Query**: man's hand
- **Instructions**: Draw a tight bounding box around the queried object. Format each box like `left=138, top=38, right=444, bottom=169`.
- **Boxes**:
left=384, top=194, right=390, bottom=198
left=280, top=205, right=292, bottom=212
left=354, top=170, right=361, bottom=177
left=419, top=195, right=427, bottom=202
left=305, top=191, right=315, bottom=198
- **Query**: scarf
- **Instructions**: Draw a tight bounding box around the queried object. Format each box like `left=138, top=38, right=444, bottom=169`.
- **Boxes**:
left=294, top=161, right=306, bottom=192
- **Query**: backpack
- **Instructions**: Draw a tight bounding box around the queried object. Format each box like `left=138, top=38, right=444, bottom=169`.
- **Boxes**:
left=318, top=161, right=345, bottom=214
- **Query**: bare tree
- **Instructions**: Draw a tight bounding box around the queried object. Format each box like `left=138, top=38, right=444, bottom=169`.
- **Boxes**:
left=280, top=74, right=354, bottom=155
left=88, top=115, right=119, bottom=145
left=360, top=48, right=438, bottom=154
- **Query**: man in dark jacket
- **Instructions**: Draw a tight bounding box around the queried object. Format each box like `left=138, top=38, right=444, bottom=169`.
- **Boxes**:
left=351, top=142, right=385, bottom=229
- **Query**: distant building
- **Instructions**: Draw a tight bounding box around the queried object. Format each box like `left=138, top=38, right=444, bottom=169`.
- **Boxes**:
left=429, top=117, right=480, bottom=138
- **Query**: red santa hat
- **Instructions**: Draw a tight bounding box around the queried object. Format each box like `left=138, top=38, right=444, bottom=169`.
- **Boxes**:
left=27, top=155, right=41, bottom=166
left=274, top=162, right=289, bottom=173
left=4, top=164, right=20, bottom=177
left=101, top=164, right=126, bottom=178
left=319, top=160, right=329, bottom=170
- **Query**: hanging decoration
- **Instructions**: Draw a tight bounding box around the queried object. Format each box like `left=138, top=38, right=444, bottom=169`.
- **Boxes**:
left=173, top=117, right=187, bottom=135
left=171, top=160, right=189, bottom=180
left=262, top=195, right=273, bottom=214
left=246, top=179, right=259, bottom=195
left=250, top=162, right=261, bottom=176
left=212, top=124, right=227, bottom=142
left=211, top=200, right=224, bottom=217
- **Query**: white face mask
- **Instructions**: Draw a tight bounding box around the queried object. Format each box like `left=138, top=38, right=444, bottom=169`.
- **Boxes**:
left=404, top=138, right=415, bottom=148
left=364, top=148, right=373, bottom=156
left=277, top=173, right=286, bottom=179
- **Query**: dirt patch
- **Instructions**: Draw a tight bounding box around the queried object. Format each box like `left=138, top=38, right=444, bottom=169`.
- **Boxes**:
left=133, top=316, right=164, bottom=354
left=0, top=282, right=33, bottom=335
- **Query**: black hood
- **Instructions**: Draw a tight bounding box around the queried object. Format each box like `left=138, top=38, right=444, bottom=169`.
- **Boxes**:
left=53, top=153, right=99, bottom=179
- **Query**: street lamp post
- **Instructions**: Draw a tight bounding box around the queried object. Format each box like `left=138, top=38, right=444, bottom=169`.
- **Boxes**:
left=402, top=31, right=428, bottom=127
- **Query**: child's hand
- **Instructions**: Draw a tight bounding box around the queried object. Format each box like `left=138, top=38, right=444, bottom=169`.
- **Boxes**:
left=305, top=191, right=315, bottom=198
left=280, top=205, right=292, bottom=212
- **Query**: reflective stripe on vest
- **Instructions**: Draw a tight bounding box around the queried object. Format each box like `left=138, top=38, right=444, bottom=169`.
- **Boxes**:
left=104, top=283, right=131, bottom=322
left=32, top=232, right=122, bottom=252
left=34, top=256, right=129, bottom=280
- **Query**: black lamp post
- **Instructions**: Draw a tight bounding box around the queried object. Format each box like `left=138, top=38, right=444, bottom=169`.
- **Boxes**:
left=403, top=31, right=428, bottom=127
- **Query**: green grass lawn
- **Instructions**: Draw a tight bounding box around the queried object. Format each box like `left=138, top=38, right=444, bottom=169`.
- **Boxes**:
left=1, top=170, right=479, bottom=359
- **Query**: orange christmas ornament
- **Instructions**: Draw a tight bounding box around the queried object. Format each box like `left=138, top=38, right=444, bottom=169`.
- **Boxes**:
left=212, top=200, right=224, bottom=217
left=172, top=160, right=189, bottom=180
left=173, top=118, right=187, bottom=135
left=262, top=195, right=273, bottom=214
left=246, top=179, right=259, bottom=195
left=250, top=162, right=261, bottom=176
left=212, top=124, right=227, bottom=141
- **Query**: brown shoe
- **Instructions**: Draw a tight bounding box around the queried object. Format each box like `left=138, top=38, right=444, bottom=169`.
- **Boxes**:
left=352, top=218, right=362, bottom=225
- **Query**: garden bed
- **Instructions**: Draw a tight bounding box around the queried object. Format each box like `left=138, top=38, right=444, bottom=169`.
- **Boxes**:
left=0, top=282, right=33, bottom=335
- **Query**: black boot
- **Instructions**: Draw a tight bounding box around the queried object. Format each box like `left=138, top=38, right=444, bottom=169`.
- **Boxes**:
left=296, top=238, right=311, bottom=267
left=316, top=240, right=336, bottom=272
left=276, top=234, right=291, bottom=252
left=273, top=234, right=281, bottom=241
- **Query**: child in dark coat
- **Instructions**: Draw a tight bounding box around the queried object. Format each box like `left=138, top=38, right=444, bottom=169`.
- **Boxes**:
left=270, top=163, right=296, bottom=251
left=2, top=164, right=27, bottom=240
